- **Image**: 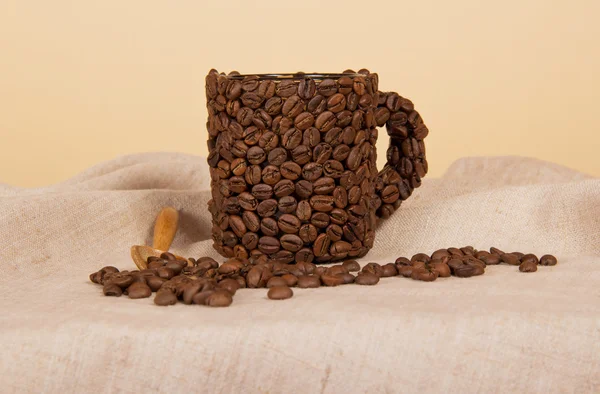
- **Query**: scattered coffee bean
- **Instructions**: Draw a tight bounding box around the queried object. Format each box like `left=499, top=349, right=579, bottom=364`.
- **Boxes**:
left=268, top=286, right=294, bottom=300
left=154, top=289, right=178, bottom=306
left=127, top=282, right=152, bottom=299
left=519, top=261, right=538, bottom=272
left=342, top=260, right=360, bottom=272
left=103, top=283, right=123, bottom=297
left=539, top=254, right=558, bottom=266
left=355, top=272, right=380, bottom=285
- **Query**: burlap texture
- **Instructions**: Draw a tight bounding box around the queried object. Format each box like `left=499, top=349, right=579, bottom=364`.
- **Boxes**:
left=1, top=153, right=598, bottom=393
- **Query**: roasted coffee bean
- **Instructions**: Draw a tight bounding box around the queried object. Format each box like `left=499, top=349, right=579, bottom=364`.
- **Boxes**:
left=244, top=165, right=262, bottom=185
left=318, top=79, right=337, bottom=96
left=127, top=282, right=152, bottom=299
left=107, top=273, right=134, bottom=289
left=276, top=80, right=297, bottom=97
left=267, top=276, right=288, bottom=288
left=299, top=223, right=318, bottom=243
left=490, top=247, right=505, bottom=256
left=313, top=233, right=331, bottom=257
left=192, top=290, right=214, bottom=305
left=296, top=200, right=312, bottom=221
left=291, top=145, right=312, bottom=165
left=258, top=236, right=280, bottom=254
left=342, top=260, right=360, bottom=272
left=297, top=275, right=321, bottom=288
left=302, top=162, right=323, bottom=181
left=280, top=161, right=302, bottom=180
left=315, top=111, right=337, bottom=132
left=313, top=143, right=333, bottom=164
left=332, top=144, right=350, bottom=161
left=265, top=96, right=283, bottom=115
left=241, top=75, right=259, bottom=92
left=397, top=266, right=414, bottom=278
left=362, top=262, right=384, bottom=277
left=460, top=246, right=475, bottom=256
left=281, top=274, right=298, bottom=287
left=430, top=262, right=451, bottom=277
left=258, top=131, right=278, bottom=151
left=260, top=217, right=279, bottom=236
left=298, top=78, right=316, bottom=100
left=154, top=289, right=178, bottom=306
left=282, top=128, right=302, bottom=150
left=381, top=263, right=398, bottom=277
left=274, top=179, right=295, bottom=197
left=447, top=247, right=463, bottom=256
left=303, top=127, right=321, bottom=148
left=327, top=93, right=346, bottom=113
left=281, top=94, right=304, bottom=119
left=206, top=290, right=234, bottom=307
left=165, top=261, right=185, bottom=275
left=310, top=195, right=335, bottom=212
left=268, top=285, right=294, bottom=300
left=242, top=127, right=261, bottom=146
left=520, top=254, right=539, bottom=265
left=326, top=224, right=343, bottom=242
left=320, top=273, right=345, bottom=286
left=411, top=268, right=438, bottom=282
left=308, top=94, right=327, bottom=115
left=295, top=112, right=315, bottom=130
left=258, top=80, right=276, bottom=98
left=103, top=283, right=123, bottom=297
left=295, top=180, right=313, bottom=200
left=280, top=234, right=304, bottom=252
left=148, top=260, right=166, bottom=270
left=333, top=187, right=348, bottom=209
left=539, top=254, right=558, bottom=266
left=278, top=214, right=301, bottom=234
left=295, top=249, right=315, bottom=264
left=228, top=176, right=246, bottom=194
left=411, top=253, right=431, bottom=264
left=252, top=183, right=273, bottom=200
left=146, top=276, right=167, bottom=292
left=500, top=253, right=521, bottom=266
left=218, top=278, right=241, bottom=295
left=278, top=195, right=297, bottom=214
left=511, top=252, right=525, bottom=259
left=197, top=257, right=219, bottom=269
left=241, top=232, right=259, bottom=250
left=247, top=146, right=266, bottom=165
left=355, top=272, right=380, bottom=285
left=323, top=160, right=344, bottom=178
left=431, top=249, right=451, bottom=260
left=257, top=199, right=278, bottom=217
left=519, top=261, right=538, bottom=272
left=314, top=177, right=336, bottom=195
left=262, top=165, right=281, bottom=185
left=268, top=147, right=288, bottom=166
left=157, top=267, right=176, bottom=280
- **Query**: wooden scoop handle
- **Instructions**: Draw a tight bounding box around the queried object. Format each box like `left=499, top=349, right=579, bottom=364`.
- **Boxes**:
left=152, top=207, right=179, bottom=252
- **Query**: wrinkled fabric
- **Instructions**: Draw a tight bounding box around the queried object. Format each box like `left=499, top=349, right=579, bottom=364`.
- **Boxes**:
left=1, top=153, right=598, bottom=394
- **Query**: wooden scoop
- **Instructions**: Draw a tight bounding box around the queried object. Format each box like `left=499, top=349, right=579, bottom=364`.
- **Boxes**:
left=130, top=207, right=190, bottom=270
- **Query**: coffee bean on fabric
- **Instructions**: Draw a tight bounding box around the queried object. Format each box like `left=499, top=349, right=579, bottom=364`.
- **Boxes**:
left=539, top=254, right=558, bottom=266
left=127, top=282, right=152, bottom=299
left=268, top=286, right=294, bottom=300
left=297, top=275, right=321, bottom=288
left=355, top=272, right=379, bottom=285
left=519, top=261, right=538, bottom=272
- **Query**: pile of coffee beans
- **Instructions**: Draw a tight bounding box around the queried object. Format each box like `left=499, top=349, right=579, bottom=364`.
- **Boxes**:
left=89, top=247, right=558, bottom=307
left=205, top=69, right=429, bottom=264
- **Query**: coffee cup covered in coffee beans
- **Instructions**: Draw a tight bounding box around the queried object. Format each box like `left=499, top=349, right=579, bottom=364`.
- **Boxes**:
left=205, top=69, right=429, bottom=264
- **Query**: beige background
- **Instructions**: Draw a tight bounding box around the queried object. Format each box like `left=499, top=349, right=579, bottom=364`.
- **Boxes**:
left=1, top=0, right=598, bottom=187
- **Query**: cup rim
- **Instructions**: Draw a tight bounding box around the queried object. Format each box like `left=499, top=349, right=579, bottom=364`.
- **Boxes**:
left=226, top=72, right=363, bottom=80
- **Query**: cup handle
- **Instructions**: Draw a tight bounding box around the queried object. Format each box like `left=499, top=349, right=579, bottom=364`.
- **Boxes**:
left=373, top=90, right=429, bottom=220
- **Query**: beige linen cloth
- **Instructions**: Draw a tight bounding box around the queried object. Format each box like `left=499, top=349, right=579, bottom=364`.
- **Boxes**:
left=1, top=153, right=599, bottom=394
